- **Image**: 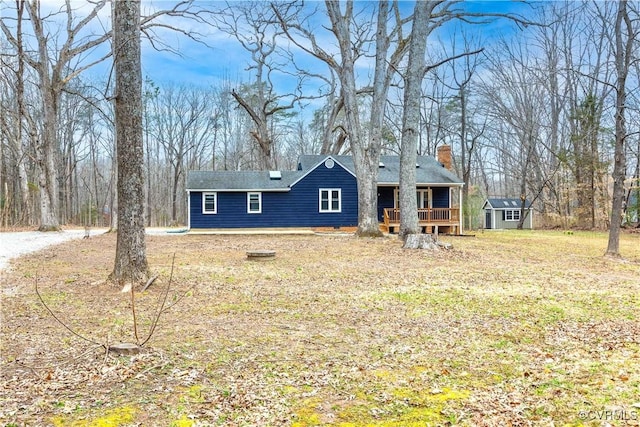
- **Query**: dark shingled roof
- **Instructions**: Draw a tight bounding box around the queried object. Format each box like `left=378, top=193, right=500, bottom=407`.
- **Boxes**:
left=187, top=154, right=464, bottom=191
left=297, top=155, right=463, bottom=185
left=186, top=170, right=301, bottom=191
left=485, top=198, right=533, bottom=209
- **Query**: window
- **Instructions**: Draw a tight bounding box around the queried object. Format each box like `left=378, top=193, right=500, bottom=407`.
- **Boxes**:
left=203, top=192, right=217, bottom=214
left=394, top=188, right=431, bottom=209
left=247, top=192, right=262, bottom=214
left=416, top=189, right=431, bottom=209
left=505, top=209, right=521, bottom=221
left=319, top=189, right=341, bottom=213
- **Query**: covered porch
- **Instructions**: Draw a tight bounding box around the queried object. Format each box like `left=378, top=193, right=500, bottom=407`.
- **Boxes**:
left=382, top=207, right=461, bottom=235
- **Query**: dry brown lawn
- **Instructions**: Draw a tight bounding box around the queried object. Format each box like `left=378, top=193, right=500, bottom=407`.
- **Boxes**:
left=1, top=230, right=639, bottom=426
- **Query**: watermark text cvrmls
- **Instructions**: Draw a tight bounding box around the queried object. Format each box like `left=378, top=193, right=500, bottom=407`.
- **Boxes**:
left=578, top=409, right=638, bottom=421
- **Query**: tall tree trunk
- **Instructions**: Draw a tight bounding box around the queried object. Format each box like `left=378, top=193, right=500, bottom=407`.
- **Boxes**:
left=606, top=0, right=630, bottom=257
left=277, top=1, right=409, bottom=236
left=29, top=0, right=60, bottom=231
left=326, top=0, right=382, bottom=237
left=110, top=0, right=148, bottom=285
left=36, top=120, right=60, bottom=231
left=399, top=1, right=432, bottom=239
left=14, top=0, right=33, bottom=226
left=171, top=164, right=181, bottom=224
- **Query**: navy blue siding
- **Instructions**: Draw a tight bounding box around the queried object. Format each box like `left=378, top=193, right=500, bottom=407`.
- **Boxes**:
left=432, top=187, right=449, bottom=208
left=377, top=187, right=395, bottom=221
left=189, top=162, right=358, bottom=228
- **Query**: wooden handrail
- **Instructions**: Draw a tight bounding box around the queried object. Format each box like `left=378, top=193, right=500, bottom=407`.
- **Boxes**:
left=383, top=208, right=459, bottom=224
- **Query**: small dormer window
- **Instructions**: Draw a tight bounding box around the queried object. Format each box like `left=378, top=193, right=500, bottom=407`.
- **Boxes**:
left=379, top=162, right=385, bottom=168
left=416, top=163, right=420, bottom=168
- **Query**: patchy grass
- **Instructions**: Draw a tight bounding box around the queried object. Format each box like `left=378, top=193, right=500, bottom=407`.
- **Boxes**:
left=1, top=230, right=639, bottom=426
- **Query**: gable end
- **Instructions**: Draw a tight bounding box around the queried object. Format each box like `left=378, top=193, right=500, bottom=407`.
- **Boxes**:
left=289, top=155, right=356, bottom=188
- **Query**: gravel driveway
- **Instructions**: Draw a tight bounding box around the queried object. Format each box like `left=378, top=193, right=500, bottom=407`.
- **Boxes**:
left=0, top=228, right=175, bottom=271
left=0, top=229, right=99, bottom=271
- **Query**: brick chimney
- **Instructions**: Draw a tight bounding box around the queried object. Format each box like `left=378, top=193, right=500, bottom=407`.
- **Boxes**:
left=437, top=145, right=452, bottom=170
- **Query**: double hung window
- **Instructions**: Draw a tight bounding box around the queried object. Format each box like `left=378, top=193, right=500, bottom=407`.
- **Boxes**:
left=203, top=192, right=217, bottom=214
left=247, top=192, right=262, bottom=214
left=319, top=189, right=341, bottom=213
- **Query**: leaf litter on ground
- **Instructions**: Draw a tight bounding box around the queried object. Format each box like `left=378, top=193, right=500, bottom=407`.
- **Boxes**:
left=0, top=230, right=639, bottom=426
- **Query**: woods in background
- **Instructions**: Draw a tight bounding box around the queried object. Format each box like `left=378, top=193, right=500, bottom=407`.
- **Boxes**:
left=1, top=1, right=639, bottom=234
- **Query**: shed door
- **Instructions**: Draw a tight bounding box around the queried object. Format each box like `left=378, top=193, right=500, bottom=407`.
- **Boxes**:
left=485, top=211, right=492, bottom=229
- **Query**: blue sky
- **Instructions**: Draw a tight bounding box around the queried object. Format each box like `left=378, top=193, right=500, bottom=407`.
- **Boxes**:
left=130, top=1, right=534, bottom=91
left=3, top=1, right=534, bottom=97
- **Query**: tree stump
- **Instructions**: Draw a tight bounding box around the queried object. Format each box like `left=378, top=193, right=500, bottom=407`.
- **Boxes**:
left=403, top=233, right=439, bottom=250
left=246, top=250, right=276, bottom=260
left=108, top=342, right=141, bottom=355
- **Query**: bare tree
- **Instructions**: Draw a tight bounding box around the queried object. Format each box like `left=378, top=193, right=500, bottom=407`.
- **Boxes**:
left=606, top=0, right=633, bottom=257
left=1, top=0, right=112, bottom=231
left=110, top=0, right=148, bottom=286
left=0, top=0, right=33, bottom=226
left=214, top=2, right=307, bottom=170
left=399, top=2, right=486, bottom=238
left=276, top=1, right=410, bottom=236
left=398, top=1, right=432, bottom=239
left=480, top=38, right=551, bottom=229
left=149, top=84, right=216, bottom=223
left=563, top=2, right=612, bottom=229
left=446, top=32, right=486, bottom=230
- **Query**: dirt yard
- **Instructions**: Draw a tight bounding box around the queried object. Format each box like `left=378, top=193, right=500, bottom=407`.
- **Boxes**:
left=1, top=230, right=639, bottom=426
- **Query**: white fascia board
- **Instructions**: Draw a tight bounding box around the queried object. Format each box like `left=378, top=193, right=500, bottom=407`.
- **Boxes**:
left=186, top=188, right=290, bottom=192
left=377, top=182, right=464, bottom=187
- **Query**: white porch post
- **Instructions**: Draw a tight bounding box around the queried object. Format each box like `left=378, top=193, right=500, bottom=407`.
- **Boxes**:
left=458, top=186, right=463, bottom=234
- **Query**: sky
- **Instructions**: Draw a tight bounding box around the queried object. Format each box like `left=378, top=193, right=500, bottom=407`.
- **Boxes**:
left=129, top=1, right=534, bottom=91
left=1, top=1, right=535, bottom=104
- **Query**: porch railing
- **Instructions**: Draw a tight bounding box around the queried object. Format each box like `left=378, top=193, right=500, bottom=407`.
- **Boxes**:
left=383, top=208, right=460, bottom=225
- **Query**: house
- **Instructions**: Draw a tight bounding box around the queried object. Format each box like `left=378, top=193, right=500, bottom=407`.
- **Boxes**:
left=483, top=198, right=533, bottom=229
left=186, top=146, right=464, bottom=233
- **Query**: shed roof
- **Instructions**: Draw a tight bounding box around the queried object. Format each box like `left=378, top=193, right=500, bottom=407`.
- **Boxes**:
left=484, top=198, right=533, bottom=209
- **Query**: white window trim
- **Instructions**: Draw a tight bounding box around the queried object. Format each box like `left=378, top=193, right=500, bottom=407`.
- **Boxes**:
left=416, top=189, right=432, bottom=209
left=202, top=192, right=217, bottom=214
left=505, top=209, right=521, bottom=221
left=247, top=192, right=262, bottom=214
left=319, top=188, right=342, bottom=213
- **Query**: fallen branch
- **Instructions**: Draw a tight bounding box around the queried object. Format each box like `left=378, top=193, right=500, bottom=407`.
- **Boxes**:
left=141, top=274, right=159, bottom=292
left=140, top=253, right=175, bottom=347
left=34, top=271, right=106, bottom=349
left=34, top=254, right=187, bottom=355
